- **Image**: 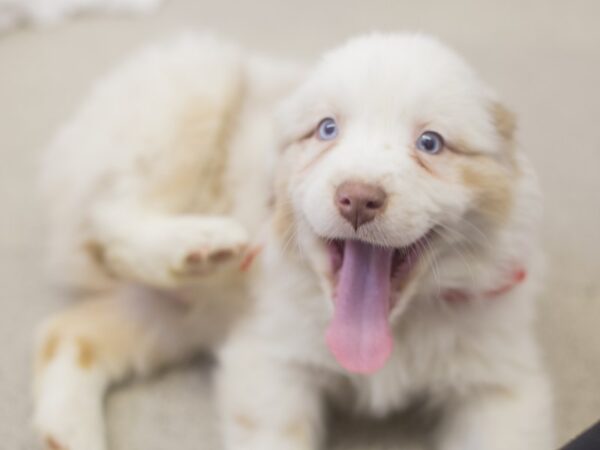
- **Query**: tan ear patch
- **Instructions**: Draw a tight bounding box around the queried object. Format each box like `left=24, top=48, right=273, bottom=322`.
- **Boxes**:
left=460, top=158, right=515, bottom=225
left=490, top=101, right=516, bottom=142
left=76, top=337, right=96, bottom=370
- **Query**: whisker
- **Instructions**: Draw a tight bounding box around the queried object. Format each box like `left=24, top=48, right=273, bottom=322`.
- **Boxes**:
left=418, top=235, right=442, bottom=298
left=442, top=211, right=495, bottom=250
left=429, top=225, right=477, bottom=287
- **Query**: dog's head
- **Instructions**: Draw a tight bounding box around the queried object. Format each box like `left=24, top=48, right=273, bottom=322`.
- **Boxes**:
left=272, top=34, right=519, bottom=374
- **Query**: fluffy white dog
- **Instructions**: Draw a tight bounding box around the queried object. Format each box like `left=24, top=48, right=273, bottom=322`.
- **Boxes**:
left=33, top=33, right=553, bottom=450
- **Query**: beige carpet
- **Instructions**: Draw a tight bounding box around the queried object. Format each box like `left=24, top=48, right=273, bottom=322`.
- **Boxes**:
left=1, top=0, right=599, bottom=448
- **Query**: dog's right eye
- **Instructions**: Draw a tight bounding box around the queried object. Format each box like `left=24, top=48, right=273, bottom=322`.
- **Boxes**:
left=416, top=131, right=444, bottom=155
left=317, top=118, right=338, bottom=141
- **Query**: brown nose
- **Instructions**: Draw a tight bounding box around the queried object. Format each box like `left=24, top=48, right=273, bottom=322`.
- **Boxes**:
left=335, top=181, right=387, bottom=230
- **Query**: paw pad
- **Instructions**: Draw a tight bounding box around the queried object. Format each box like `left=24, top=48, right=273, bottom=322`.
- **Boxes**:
left=208, top=248, right=236, bottom=263
left=184, top=250, right=206, bottom=265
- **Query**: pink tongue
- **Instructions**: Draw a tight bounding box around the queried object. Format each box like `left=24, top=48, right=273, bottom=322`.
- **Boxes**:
left=326, top=240, right=394, bottom=374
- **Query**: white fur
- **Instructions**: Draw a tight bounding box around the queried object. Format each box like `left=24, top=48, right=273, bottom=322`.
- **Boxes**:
left=34, top=334, right=107, bottom=450
left=33, top=33, right=553, bottom=450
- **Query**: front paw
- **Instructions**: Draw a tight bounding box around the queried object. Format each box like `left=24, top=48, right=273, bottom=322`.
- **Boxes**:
left=103, top=216, right=250, bottom=287
left=167, top=217, right=249, bottom=280
left=34, top=394, right=106, bottom=450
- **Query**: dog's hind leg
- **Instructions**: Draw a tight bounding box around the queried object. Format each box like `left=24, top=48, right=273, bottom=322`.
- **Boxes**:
left=32, top=288, right=207, bottom=450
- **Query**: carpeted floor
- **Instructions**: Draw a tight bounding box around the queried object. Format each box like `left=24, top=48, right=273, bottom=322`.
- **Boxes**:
left=1, top=1, right=599, bottom=448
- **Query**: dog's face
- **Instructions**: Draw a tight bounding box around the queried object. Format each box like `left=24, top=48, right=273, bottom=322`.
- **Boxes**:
left=273, top=34, right=517, bottom=374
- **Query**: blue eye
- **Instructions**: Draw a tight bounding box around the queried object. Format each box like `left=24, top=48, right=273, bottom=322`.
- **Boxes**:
left=317, top=118, right=338, bottom=141
left=416, top=131, right=444, bottom=154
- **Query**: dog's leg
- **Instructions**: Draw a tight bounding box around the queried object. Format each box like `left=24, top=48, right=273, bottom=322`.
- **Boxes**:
left=217, top=339, right=324, bottom=450
left=88, top=202, right=249, bottom=288
left=43, top=36, right=251, bottom=291
left=432, top=375, right=553, bottom=450
left=33, top=289, right=203, bottom=450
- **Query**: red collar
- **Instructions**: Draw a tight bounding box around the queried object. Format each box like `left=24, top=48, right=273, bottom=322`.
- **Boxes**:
left=239, top=245, right=264, bottom=272
left=441, top=266, right=527, bottom=303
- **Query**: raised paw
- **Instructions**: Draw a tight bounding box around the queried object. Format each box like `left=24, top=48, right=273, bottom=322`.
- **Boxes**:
left=165, top=217, right=249, bottom=281
left=176, top=242, right=247, bottom=276
left=101, top=215, right=250, bottom=287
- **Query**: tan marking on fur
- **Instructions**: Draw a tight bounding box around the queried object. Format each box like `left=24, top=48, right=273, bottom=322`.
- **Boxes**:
left=150, top=102, right=229, bottom=211
left=234, top=413, right=257, bottom=430
left=76, top=336, right=96, bottom=369
left=417, top=111, right=519, bottom=223
left=45, top=434, right=66, bottom=450
left=39, top=333, right=60, bottom=371
left=460, top=157, right=514, bottom=224
left=283, top=420, right=309, bottom=444
left=33, top=298, right=146, bottom=402
left=445, top=139, right=482, bottom=156
left=443, top=103, right=516, bottom=159
left=490, top=101, right=516, bottom=142
left=84, top=240, right=105, bottom=266
left=447, top=135, right=517, bottom=176
left=491, top=101, right=519, bottom=170
left=142, top=78, right=244, bottom=214
left=445, top=103, right=519, bottom=170
left=80, top=237, right=118, bottom=282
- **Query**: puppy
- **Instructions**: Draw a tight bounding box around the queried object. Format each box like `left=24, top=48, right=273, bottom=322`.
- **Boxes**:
left=34, top=33, right=553, bottom=450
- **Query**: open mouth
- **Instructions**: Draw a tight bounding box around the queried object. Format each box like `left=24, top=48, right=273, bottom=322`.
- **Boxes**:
left=323, top=236, right=427, bottom=375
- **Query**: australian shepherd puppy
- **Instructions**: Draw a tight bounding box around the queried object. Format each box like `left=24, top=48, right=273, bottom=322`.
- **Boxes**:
left=33, top=33, right=552, bottom=450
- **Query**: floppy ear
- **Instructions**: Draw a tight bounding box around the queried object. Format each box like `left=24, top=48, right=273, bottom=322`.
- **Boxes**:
left=490, top=101, right=517, bottom=143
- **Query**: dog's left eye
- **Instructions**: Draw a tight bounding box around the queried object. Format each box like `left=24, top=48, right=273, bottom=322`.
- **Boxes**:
left=317, top=118, right=338, bottom=141
left=416, top=131, right=444, bottom=154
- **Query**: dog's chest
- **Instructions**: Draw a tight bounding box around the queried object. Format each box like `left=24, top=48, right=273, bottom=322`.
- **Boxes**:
left=331, top=310, right=471, bottom=416
left=341, top=347, right=441, bottom=416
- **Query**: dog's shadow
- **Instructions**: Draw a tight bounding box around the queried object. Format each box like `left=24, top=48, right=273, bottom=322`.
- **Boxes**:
left=106, top=356, right=436, bottom=450
left=328, top=400, right=437, bottom=450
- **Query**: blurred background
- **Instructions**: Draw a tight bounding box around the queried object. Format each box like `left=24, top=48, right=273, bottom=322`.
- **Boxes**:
left=1, top=0, right=599, bottom=448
